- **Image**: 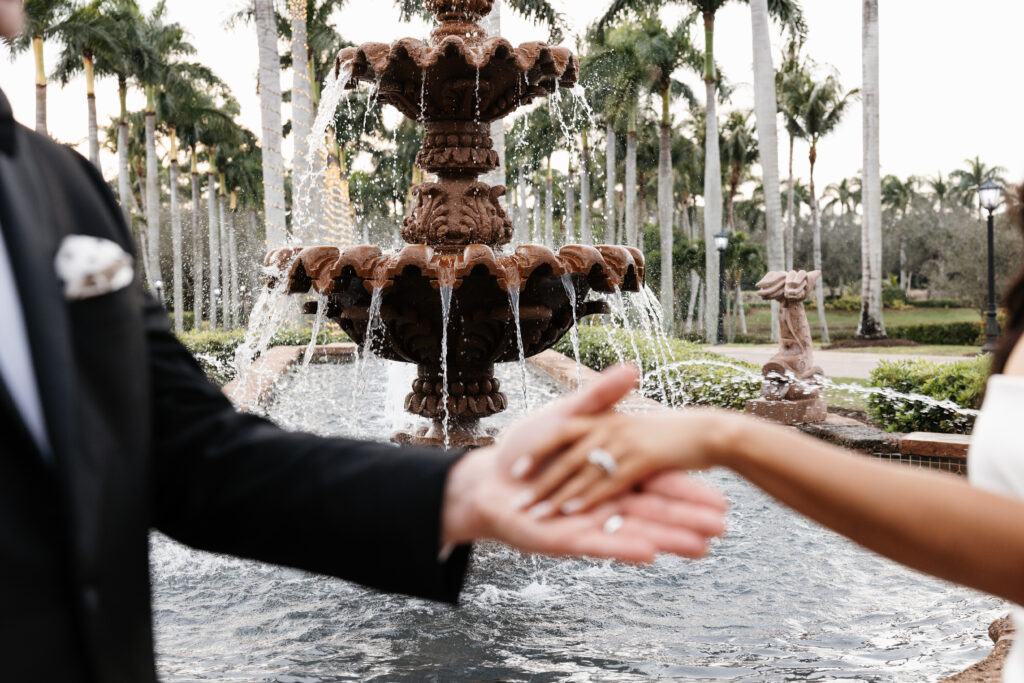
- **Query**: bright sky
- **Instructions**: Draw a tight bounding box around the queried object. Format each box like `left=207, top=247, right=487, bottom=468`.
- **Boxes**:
left=1, top=0, right=1022, bottom=191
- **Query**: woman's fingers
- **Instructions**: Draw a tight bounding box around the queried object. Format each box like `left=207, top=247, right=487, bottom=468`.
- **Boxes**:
left=517, top=433, right=606, bottom=511
left=641, top=471, right=729, bottom=512
left=540, top=464, right=608, bottom=517
left=618, top=492, right=727, bottom=539
left=509, top=417, right=594, bottom=480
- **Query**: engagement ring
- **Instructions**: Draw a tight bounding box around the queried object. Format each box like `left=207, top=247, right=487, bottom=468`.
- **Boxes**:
left=587, top=448, right=617, bottom=475
left=603, top=514, right=624, bottom=535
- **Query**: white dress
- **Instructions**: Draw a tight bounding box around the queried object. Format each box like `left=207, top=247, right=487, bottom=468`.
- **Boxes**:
left=967, top=374, right=1024, bottom=682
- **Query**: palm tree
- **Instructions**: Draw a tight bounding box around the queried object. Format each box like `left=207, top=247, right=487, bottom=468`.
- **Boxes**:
left=721, top=109, right=758, bottom=234
left=823, top=176, right=860, bottom=217
left=634, top=14, right=701, bottom=332
left=130, top=1, right=196, bottom=290
left=926, top=172, right=950, bottom=217
left=580, top=27, right=643, bottom=247
left=775, top=38, right=809, bottom=272
left=797, top=71, right=858, bottom=344
left=750, top=0, right=804, bottom=341
left=599, top=0, right=802, bottom=342
left=950, top=156, right=1008, bottom=217
left=858, top=0, right=884, bottom=339
left=9, top=0, right=70, bottom=134
left=51, top=0, right=115, bottom=168
left=882, top=174, right=918, bottom=291
left=254, top=0, right=288, bottom=247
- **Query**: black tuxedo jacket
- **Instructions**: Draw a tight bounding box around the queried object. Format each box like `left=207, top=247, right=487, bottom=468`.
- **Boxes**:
left=0, top=90, right=470, bottom=682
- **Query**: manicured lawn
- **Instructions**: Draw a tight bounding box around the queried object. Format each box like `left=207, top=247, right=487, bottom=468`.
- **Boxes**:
left=742, top=306, right=981, bottom=339
left=823, top=376, right=872, bottom=412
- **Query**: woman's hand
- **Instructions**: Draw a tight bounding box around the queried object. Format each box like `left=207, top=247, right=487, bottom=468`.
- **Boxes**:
left=512, top=409, right=737, bottom=519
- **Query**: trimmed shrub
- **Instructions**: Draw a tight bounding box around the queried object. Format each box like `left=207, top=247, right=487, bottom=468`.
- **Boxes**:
left=887, top=322, right=981, bottom=346
left=909, top=299, right=969, bottom=309
left=177, top=327, right=350, bottom=385
left=553, top=326, right=761, bottom=410
left=867, top=356, right=989, bottom=434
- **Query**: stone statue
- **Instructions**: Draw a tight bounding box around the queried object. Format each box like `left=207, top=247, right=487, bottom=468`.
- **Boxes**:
left=745, top=270, right=827, bottom=425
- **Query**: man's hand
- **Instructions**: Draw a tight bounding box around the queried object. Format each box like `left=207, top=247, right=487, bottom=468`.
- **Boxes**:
left=441, top=366, right=727, bottom=563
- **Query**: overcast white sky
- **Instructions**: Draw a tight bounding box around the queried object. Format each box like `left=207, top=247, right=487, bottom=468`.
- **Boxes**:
left=1, top=0, right=1022, bottom=191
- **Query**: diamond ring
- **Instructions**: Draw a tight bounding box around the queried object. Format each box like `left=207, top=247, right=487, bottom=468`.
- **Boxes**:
left=587, top=448, right=617, bottom=475
left=603, top=514, right=624, bottom=535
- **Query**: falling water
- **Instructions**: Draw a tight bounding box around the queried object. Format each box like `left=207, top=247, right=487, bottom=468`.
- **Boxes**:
left=474, top=67, right=482, bottom=123
left=347, top=287, right=385, bottom=423
left=507, top=288, right=530, bottom=409
left=628, top=291, right=671, bottom=404
left=419, top=70, right=427, bottom=123
left=611, top=288, right=644, bottom=369
left=293, top=64, right=353, bottom=243
left=439, top=285, right=454, bottom=449
left=560, top=274, right=583, bottom=391
left=301, top=292, right=329, bottom=368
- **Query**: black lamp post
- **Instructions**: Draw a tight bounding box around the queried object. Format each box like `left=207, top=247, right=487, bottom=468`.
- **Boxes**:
left=153, top=279, right=164, bottom=306
left=714, top=232, right=730, bottom=345
left=979, top=180, right=1003, bottom=352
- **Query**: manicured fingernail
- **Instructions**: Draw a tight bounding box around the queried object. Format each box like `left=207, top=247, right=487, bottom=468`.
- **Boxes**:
left=527, top=501, right=552, bottom=519
left=513, top=490, right=535, bottom=510
left=561, top=498, right=584, bottom=515
left=510, top=456, right=531, bottom=479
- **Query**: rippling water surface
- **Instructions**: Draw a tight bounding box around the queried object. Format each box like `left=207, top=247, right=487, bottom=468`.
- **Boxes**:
left=152, top=361, right=1005, bottom=682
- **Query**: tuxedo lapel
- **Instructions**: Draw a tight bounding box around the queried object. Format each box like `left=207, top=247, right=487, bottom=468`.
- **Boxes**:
left=0, top=116, right=79, bottom=476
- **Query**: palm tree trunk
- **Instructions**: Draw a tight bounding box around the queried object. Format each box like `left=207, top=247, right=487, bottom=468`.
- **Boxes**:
left=84, top=50, right=100, bottom=168
left=207, top=165, right=220, bottom=330
left=737, top=280, right=748, bottom=335
left=685, top=271, right=700, bottom=334
left=702, top=12, right=724, bottom=344
left=117, top=79, right=132, bottom=228
left=191, top=154, right=204, bottom=330
left=604, top=122, right=617, bottom=244
left=544, top=160, right=554, bottom=248
left=786, top=134, right=796, bottom=271
left=169, top=130, right=183, bottom=334
left=144, top=90, right=162, bottom=287
left=33, top=36, right=46, bottom=135
left=809, top=146, right=830, bottom=344
left=533, top=184, right=542, bottom=242
left=517, top=166, right=528, bottom=242
left=218, top=177, right=230, bottom=326
left=565, top=165, right=575, bottom=245
left=290, top=0, right=314, bottom=242
left=229, top=192, right=239, bottom=328
left=624, top=112, right=638, bottom=248
left=749, top=0, right=784, bottom=342
left=858, top=0, right=885, bottom=338
left=658, top=89, right=674, bottom=333
left=580, top=129, right=591, bottom=244
left=254, top=0, right=288, bottom=247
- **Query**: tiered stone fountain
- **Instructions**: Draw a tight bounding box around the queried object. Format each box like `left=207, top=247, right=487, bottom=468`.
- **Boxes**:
left=266, top=0, right=644, bottom=447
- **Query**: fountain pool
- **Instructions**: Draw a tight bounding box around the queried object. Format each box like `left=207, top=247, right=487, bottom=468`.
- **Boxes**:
left=152, top=360, right=1004, bottom=682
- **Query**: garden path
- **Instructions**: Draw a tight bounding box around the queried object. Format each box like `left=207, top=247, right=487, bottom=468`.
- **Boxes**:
left=716, top=345, right=969, bottom=380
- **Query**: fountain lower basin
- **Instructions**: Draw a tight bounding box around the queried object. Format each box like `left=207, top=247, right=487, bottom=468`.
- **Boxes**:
left=150, top=359, right=1004, bottom=681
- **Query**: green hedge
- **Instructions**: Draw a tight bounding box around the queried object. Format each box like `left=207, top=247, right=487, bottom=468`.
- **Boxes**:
left=909, top=299, right=968, bottom=309
left=867, top=356, right=989, bottom=434
left=887, top=322, right=981, bottom=346
left=178, top=328, right=350, bottom=385
left=553, top=326, right=761, bottom=410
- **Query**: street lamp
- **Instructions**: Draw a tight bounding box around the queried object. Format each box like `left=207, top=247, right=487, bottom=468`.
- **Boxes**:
left=979, top=180, right=1003, bottom=352
left=714, top=232, right=730, bottom=345
left=153, top=279, right=164, bottom=306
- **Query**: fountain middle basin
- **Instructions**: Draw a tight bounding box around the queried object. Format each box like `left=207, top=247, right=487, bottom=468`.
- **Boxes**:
left=151, top=359, right=1003, bottom=681
left=267, top=243, right=643, bottom=447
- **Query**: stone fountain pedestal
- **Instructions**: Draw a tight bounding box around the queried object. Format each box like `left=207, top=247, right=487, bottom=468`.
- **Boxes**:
left=264, top=0, right=644, bottom=448
left=744, top=270, right=828, bottom=426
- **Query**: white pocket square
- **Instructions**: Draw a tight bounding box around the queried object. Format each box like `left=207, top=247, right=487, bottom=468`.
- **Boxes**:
left=54, top=235, right=135, bottom=301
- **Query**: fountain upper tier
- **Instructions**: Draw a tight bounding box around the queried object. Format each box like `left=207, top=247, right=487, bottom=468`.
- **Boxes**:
left=335, top=6, right=577, bottom=129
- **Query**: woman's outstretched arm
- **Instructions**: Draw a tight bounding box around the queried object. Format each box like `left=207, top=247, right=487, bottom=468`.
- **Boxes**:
left=519, top=408, right=1024, bottom=606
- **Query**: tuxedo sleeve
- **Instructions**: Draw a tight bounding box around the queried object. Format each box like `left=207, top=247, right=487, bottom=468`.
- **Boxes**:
left=144, top=302, right=472, bottom=603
